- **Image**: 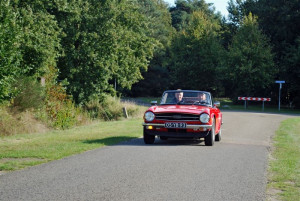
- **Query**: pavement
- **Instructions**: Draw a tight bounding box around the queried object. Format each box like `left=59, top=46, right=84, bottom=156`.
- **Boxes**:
left=0, top=111, right=295, bottom=201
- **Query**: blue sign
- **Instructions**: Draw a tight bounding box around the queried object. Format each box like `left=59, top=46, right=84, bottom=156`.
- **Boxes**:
left=275, top=81, right=285, bottom=84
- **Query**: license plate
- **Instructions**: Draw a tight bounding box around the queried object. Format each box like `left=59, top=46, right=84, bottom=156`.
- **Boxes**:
left=164, top=122, right=187, bottom=128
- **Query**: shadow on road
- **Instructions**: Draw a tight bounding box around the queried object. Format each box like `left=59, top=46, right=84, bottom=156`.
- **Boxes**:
left=83, top=136, right=137, bottom=145
left=83, top=136, right=208, bottom=147
left=115, top=137, right=207, bottom=146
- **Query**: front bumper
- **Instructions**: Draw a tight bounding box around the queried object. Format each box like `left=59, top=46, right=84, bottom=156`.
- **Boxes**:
left=142, top=123, right=212, bottom=129
left=143, top=123, right=212, bottom=138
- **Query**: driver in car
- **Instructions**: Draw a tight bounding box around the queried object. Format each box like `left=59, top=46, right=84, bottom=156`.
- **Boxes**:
left=173, top=91, right=184, bottom=104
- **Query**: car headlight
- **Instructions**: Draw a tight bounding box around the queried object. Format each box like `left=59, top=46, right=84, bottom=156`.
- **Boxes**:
left=200, top=113, right=210, bottom=123
left=145, top=112, right=155, bottom=121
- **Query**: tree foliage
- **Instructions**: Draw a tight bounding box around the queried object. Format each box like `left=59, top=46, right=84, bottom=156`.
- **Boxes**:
left=281, top=37, right=300, bottom=107
left=1, top=0, right=158, bottom=104
left=170, top=11, right=225, bottom=95
left=55, top=0, right=156, bottom=103
left=227, top=0, right=300, bottom=106
left=129, top=0, right=175, bottom=97
left=170, top=0, right=221, bottom=31
left=0, top=1, right=22, bottom=100
left=226, top=13, right=275, bottom=98
left=18, top=6, right=61, bottom=77
left=1, top=0, right=300, bottom=108
left=0, top=0, right=60, bottom=101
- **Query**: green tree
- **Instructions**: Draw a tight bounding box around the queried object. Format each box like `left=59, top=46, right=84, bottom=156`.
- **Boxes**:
left=225, top=0, right=258, bottom=48
left=282, top=37, right=300, bottom=108
left=0, top=0, right=61, bottom=102
left=54, top=0, right=156, bottom=103
left=254, top=0, right=300, bottom=56
left=169, top=11, right=225, bottom=95
left=170, top=0, right=221, bottom=31
left=227, top=0, right=257, bottom=26
left=227, top=0, right=300, bottom=56
left=226, top=13, right=275, bottom=99
left=130, top=0, right=175, bottom=97
left=226, top=0, right=300, bottom=106
left=0, top=1, right=22, bottom=101
left=18, top=6, right=61, bottom=77
left=255, top=0, right=300, bottom=106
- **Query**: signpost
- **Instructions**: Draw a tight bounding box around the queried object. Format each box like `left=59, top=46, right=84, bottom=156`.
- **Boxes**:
left=275, top=81, right=285, bottom=111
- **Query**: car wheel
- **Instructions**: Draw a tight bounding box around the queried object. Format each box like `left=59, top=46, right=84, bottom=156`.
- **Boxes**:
left=160, top=136, right=168, bottom=140
left=215, top=128, right=222, bottom=142
left=205, top=119, right=215, bottom=146
left=143, top=128, right=155, bottom=144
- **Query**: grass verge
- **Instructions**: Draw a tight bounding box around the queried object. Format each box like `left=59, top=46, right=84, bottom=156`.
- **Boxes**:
left=0, top=118, right=143, bottom=172
left=267, top=117, right=300, bottom=200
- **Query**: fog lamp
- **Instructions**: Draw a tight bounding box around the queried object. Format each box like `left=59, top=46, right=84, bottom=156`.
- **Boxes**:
left=147, top=126, right=153, bottom=130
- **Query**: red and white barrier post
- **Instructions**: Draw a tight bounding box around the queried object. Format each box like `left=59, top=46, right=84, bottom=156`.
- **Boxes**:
left=238, top=97, right=271, bottom=111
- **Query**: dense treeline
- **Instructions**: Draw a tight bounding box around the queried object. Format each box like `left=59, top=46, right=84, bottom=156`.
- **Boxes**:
left=1, top=0, right=299, bottom=110
left=132, top=0, right=300, bottom=108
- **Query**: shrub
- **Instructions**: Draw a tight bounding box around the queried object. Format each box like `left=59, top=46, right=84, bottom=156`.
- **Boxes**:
left=99, top=96, right=123, bottom=120
left=43, top=66, right=89, bottom=129
left=85, top=95, right=146, bottom=121
left=85, top=95, right=123, bottom=121
left=121, top=100, right=146, bottom=118
left=0, top=107, right=18, bottom=136
left=12, top=76, right=45, bottom=111
left=45, top=84, right=79, bottom=129
left=0, top=106, right=48, bottom=136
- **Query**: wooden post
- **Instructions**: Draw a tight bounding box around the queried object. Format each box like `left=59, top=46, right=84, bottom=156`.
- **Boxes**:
left=41, top=77, right=46, bottom=86
left=123, top=107, right=128, bottom=118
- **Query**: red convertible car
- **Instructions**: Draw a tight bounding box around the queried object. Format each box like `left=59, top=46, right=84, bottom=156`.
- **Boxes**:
left=143, top=90, right=222, bottom=146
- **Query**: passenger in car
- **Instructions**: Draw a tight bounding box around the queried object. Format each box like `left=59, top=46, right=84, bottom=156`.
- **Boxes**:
left=199, top=93, right=207, bottom=103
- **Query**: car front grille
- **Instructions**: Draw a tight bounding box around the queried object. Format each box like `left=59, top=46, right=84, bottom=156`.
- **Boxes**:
left=155, top=113, right=199, bottom=121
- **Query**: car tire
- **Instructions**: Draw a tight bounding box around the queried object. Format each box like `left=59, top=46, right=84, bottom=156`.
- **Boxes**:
left=215, top=128, right=222, bottom=142
left=160, top=136, right=168, bottom=140
left=143, top=128, right=155, bottom=144
left=205, top=119, right=215, bottom=146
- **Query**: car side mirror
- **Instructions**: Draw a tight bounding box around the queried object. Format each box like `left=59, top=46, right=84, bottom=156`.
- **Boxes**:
left=151, top=101, right=157, bottom=106
left=214, top=101, right=220, bottom=108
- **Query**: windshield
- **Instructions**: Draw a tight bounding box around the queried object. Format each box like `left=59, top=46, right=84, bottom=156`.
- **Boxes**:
left=160, top=91, right=211, bottom=105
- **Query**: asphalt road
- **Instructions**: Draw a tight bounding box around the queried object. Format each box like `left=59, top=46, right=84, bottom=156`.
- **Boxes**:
left=0, top=111, right=294, bottom=201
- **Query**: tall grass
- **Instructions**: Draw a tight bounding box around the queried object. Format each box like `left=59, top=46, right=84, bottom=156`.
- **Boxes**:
left=85, top=95, right=146, bottom=120
left=0, top=94, right=146, bottom=136
left=0, top=107, right=48, bottom=136
left=12, top=76, right=45, bottom=111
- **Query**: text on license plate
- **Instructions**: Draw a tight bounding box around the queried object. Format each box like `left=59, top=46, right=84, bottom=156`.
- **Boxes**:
left=165, top=122, right=187, bottom=128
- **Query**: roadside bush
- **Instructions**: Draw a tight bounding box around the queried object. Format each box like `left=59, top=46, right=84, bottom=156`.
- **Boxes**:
left=45, top=84, right=79, bottom=129
left=12, top=76, right=45, bottom=111
left=42, top=66, right=91, bottom=129
left=0, top=107, right=18, bottom=136
left=1, top=67, right=91, bottom=134
left=85, top=95, right=146, bottom=121
left=0, top=106, right=48, bottom=136
left=121, top=100, right=146, bottom=118
left=85, top=95, right=123, bottom=121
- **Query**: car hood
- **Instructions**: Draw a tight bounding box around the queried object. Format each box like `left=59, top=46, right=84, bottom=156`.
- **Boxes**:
left=148, top=105, right=210, bottom=115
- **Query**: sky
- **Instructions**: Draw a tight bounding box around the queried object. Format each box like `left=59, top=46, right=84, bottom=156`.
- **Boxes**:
left=164, top=0, right=229, bottom=17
